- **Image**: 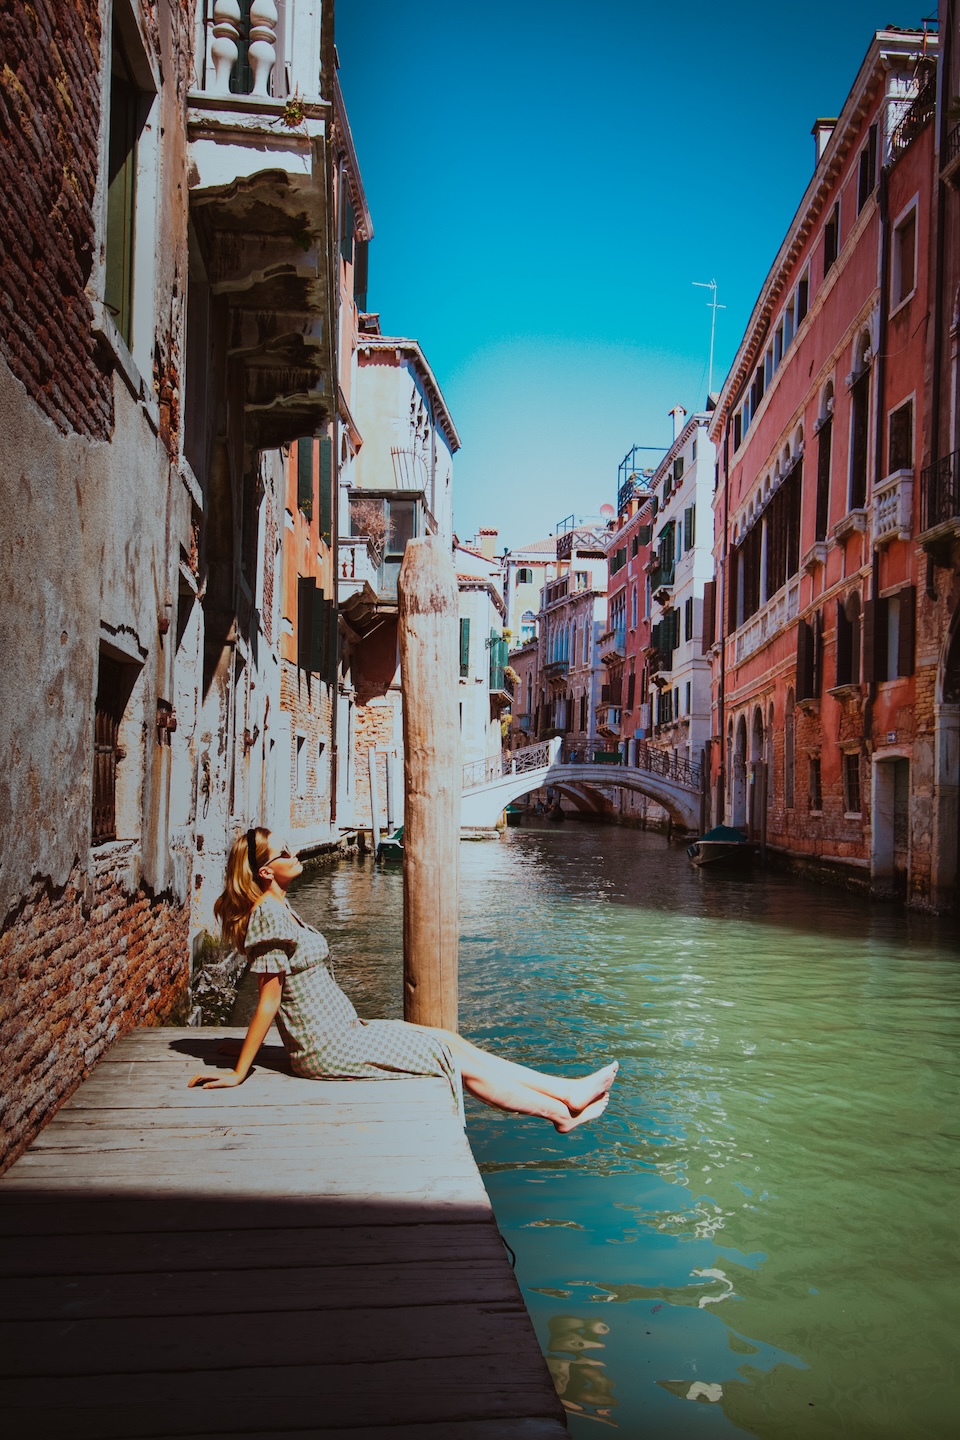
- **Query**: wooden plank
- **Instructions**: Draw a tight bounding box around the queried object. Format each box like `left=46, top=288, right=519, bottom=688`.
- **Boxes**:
left=0, top=1221, right=506, bottom=1277
left=0, top=1027, right=566, bottom=1438
left=174, top=1424, right=568, bottom=1440
left=0, top=1258, right=521, bottom=1321
left=0, top=1352, right=565, bottom=1434
left=0, top=1300, right=542, bottom=1375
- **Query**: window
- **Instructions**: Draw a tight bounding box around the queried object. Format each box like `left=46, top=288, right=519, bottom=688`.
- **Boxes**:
left=785, top=690, right=796, bottom=809
left=857, top=124, right=878, bottom=212
left=824, top=202, right=840, bottom=275
left=297, top=576, right=329, bottom=675
left=673, top=456, right=685, bottom=485
left=685, top=681, right=691, bottom=715
left=835, top=592, right=862, bottom=687
left=865, top=585, right=915, bottom=681
left=796, top=271, right=809, bottom=324
left=815, top=393, right=833, bottom=541
left=797, top=611, right=823, bottom=701
left=580, top=693, right=587, bottom=730
left=683, top=505, right=696, bottom=551
left=459, top=617, right=470, bottom=677
left=297, top=438, right=313, bottom=518
left=850, top=343, right=871, bottom=510
left=684, top=596, right=695, bottom=642
left=626, top=669, right=636, bottom=710
left=844, top=752, right=862, bottom=815
left=888, top=400, right=914, bottom=472
left=631, top=585, right=638, bottom=629
left=517, top=567, right=534, bottom=585
left=692, top=437, right=698, bottom=462
left=892, top=207, right=917, bottom=308
left=296, top=735, right=307, bottom=797
left=734, top=411, right=743, bottom=450
left=809, top=757, right=823, bottom=812
left=103, top=9, right=158, bottom=363
left=319, top=435, right=333, bottom=544
left=92, top=651, right=137, bottom=845
left=575, top=571, right=589, bottom=591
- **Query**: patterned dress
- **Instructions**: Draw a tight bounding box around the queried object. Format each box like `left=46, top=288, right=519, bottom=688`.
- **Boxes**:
left=244, top=895, right=457, bottom=1095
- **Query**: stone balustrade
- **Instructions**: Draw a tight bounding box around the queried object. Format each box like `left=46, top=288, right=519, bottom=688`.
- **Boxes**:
left=209, top=0, right=279, bottom=97
left=734, top=577, right=800, bottom=663
left=873, top=468, right=914, bottom=546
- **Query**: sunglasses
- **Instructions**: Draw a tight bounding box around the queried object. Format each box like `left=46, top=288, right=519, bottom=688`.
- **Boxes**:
left=269, top=844, right=294, bottom=862
left=247, top=830, right=295, bottom=871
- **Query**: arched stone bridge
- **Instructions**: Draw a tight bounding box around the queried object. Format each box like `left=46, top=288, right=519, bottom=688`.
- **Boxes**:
left=461, top=739, right=704, bottom=833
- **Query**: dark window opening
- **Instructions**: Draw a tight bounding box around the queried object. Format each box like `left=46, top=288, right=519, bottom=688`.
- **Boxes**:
left=858, top=124, right=878, bottom=212
left=105, top=24, right=145, bottom=347
left=888, top=401, right=914, bottom=473
left=850, top=370, right=870, bottom=510
left=815, top=416, right=833, bottom=541
left=824, top=202, right=840, bottom=275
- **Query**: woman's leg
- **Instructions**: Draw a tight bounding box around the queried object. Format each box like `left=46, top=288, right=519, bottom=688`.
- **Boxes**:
left=417, top=1026, right=618, bottom=1116
left=462, top=1070, right=610, bottom=1132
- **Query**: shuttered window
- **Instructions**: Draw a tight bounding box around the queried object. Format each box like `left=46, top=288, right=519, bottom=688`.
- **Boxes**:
left=459, top=618, right=470, bottom=677
left=92, top=654, right=127, bottom=845
left=850, top=372, right=870, bottom=510
left=815, top=418, right=832, bottom=541
left=105, top=27, right=141, bottom=347
left=701, top=579, right=716, bottom=653
left=319, top=435, right=333, bottom=544
left=297, top=438, right=313, bottom=518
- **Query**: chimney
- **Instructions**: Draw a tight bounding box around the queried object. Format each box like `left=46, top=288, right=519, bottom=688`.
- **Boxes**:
left=478, top=527, right=498, bottom=560
left=669, top=405, right=687, bottom=441
left=811, top=118, right=837, bottom=165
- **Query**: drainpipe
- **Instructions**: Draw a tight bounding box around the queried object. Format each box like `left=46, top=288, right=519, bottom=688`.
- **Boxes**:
left=864, top=158, right=892, bottom=758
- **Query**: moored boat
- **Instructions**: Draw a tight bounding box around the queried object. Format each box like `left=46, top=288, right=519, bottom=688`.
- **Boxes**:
left=687, top=824, right=752, bottom=869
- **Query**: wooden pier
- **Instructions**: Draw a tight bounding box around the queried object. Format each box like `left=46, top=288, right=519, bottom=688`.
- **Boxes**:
left=0, top=1027, right=567, bottom=1438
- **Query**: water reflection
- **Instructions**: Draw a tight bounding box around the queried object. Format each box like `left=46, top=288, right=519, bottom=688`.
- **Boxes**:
left=547, top=1315, right=618, bottom=1427
left=293, top=822, right=960, bottom=1439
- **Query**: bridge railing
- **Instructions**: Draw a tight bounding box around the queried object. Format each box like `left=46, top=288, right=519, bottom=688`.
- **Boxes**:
left=462, top=738, right=554, bottom=792
left=636, top=745, right=701, bottom=791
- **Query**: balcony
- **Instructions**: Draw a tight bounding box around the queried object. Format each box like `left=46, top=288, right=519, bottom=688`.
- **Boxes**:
left=919, top=449, right=960, bottom=548
left=337, top=536, right=382, bottom=632
left=944, top=122, right=960, bottom=187
left=596, top=703, right=622, bottom=739
left=598, top=627, right=626, bottom=664
left=489, top=636, right=514, bottom=707
left=544, top=658, right=569, bottom=683
left=556, top=526, right=607, bottom=561
left=733, top=578, right=800, bottom=664
left=889, top=77, right=936, bottom=165
left=873, top=468, right=914, bottom=546
left=187, top=4, right=335, bottom=451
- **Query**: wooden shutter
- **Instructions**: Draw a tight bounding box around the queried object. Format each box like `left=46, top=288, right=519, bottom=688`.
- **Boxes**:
left=702, top=579, right=716, bottom=653
left=836, top=598, right=851, bottom=685
left=310, top=586, right=325, bottom=673
left=297, top=576, right=315, bottom=671
left=92, top=654, right=125, bottom=845
left=354, top=238, right=369, bottom=311
left=796, top=617, right=812, bottom=701
left=850, top=373, right=869, bottom=510
left=297, top=438, right=313, bottom=517
left=459, top=617, right=470, bottom=677
left=319, top=435, right=333, bottom=545
left=684, top=506, right=695, bottom=550
left=638, top=524, right=652, bottom=546
left=815, top=418, right=832, bottom=541
left=897, top=585, right=916, bottom=676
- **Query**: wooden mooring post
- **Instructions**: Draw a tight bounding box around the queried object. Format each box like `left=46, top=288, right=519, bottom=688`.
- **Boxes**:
left=398, top=536, right=460, bottom=1031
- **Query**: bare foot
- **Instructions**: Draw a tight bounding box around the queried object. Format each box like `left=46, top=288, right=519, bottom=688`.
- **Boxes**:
left=554, top=1094, right=609, bottom=1133
left=565, top=1062, right=619, bottom=1114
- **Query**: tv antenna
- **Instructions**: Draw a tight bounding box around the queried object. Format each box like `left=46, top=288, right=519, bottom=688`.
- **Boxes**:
left=693, top=280, right=725, bottom=396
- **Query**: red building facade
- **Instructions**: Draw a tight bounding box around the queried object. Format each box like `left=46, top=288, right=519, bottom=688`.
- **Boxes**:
left=708, top=27, right=940, bottom=903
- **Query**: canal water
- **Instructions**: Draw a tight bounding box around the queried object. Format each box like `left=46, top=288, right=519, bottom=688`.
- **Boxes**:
left=291, top=822, right=959, bottom=1439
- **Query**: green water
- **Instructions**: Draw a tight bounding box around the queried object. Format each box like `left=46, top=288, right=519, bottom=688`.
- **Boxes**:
left=293, top=823, right=960, bottom=1439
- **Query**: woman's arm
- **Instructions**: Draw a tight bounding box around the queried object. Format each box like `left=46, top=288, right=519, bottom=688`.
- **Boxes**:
left=188, top=974, right=283, bottom=1089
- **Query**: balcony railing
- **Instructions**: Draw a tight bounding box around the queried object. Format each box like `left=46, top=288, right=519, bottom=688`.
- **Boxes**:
left=598, top=626, right=626, bottom=663
left=544, top=657, right=569, bottom=678
left=205, top=0, right=280, bottom=97
left=944, top=122, right=960, bottom=180
left=890, top=78, right=936, bottom=163
left=920, top=449, right=960, bottom=533
left=462, top=737, right=554, bottom=791
left=338, top=536, right=380, bottom=590
left=872, top=468, right=913, bottom=545
left=734, top=577, right=800, bottom=663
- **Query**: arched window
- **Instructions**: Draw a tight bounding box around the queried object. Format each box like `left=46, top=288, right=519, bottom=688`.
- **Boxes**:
left=517, top=566, right=534, bottom=585
left=816, top=382, right=834, bottom=541
left=850, top=333, right=872, bottom=510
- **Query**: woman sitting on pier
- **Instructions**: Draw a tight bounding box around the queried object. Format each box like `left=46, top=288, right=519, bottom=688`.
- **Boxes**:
left=189, top=828, right=616, bottom=1132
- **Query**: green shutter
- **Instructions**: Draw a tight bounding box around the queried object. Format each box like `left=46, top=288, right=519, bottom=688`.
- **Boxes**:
left=326, top=597, right=339, bottom=683
left=319, top=435, right=333, bottom=545
left=105, top=33, right=139, bottom=348
left=459, top=618, right=470, bottom=677
left=297, top=438, right=313, bottom=518
left=297, top=576, right=315, bottom=671
left=638, top=524, right=652, bottom=546
left=310, top=586, right=325, bottom=673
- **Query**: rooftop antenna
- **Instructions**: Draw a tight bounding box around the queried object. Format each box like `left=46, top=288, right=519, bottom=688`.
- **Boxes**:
left=692, top=280, right=725, bottom=397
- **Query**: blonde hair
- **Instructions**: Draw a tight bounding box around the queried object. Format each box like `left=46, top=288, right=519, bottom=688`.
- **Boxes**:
left=214, top=827, right=271, bottom=952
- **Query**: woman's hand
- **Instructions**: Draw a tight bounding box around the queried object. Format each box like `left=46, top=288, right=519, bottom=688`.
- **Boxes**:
left=187, top=1070, right=244, bottom=1090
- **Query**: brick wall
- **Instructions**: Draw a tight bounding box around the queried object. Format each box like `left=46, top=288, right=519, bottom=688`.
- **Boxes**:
left=0, top=850, right=190, bottom=1173
left=0, top=0, right=112, bottom=439
left=280, top=660, right=334, bottom=830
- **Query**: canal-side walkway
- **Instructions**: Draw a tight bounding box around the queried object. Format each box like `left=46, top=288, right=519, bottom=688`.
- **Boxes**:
left=0, top=1027, right=568, bottom=1438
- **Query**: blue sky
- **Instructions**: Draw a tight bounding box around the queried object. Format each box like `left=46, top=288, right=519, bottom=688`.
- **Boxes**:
left=336, top=1, right=935, bottom=549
